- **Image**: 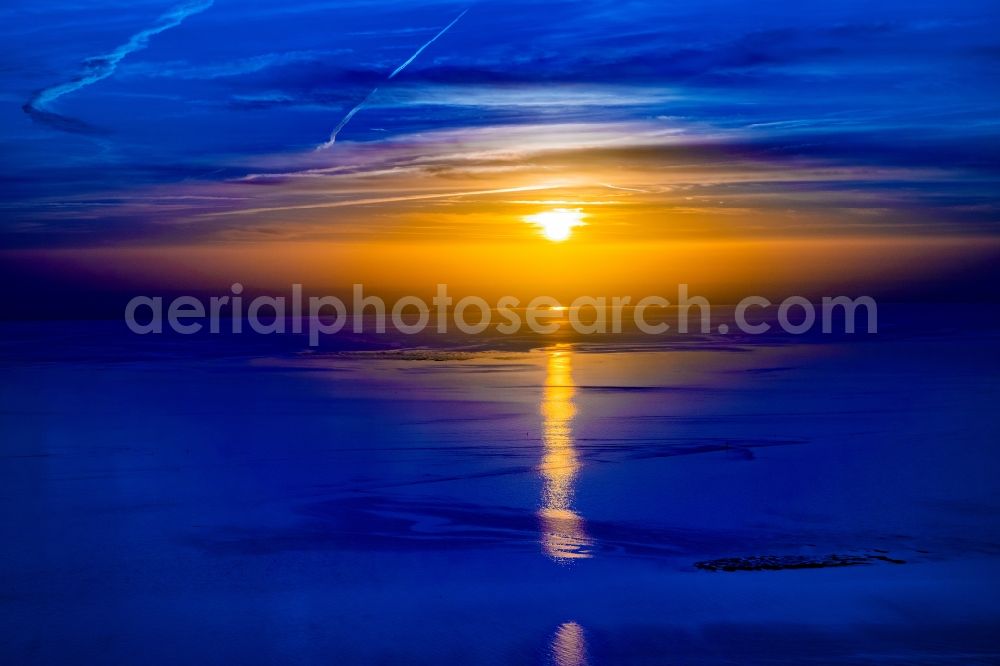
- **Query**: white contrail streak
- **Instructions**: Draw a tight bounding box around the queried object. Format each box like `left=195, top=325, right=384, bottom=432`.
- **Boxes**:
left=321, top=87, right=380, bottom=148
left=201, top=183, right=563, bottom=217
left=318, top=8, right=469, bottom=149
left=27, top=0, right=214, bottom=113
left=387, top=9, right=469, bottom=80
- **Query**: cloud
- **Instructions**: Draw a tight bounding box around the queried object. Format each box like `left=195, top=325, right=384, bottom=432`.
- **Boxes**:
left=117, top=49, right=353, bottom=81
left=3, top=0, right=999, bottom=247
left=23, top=0, right=214, bottom=132
left=201, top=183, right=563, bottom=217
left=20, top=105, right=107, bottom=135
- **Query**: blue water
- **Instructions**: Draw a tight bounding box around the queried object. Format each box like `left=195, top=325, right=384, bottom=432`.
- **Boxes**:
left=2, top=319, right=999, bottom=663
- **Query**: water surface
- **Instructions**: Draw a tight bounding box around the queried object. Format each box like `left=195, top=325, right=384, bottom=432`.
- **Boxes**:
left=2, top=321, right=999, bottom=663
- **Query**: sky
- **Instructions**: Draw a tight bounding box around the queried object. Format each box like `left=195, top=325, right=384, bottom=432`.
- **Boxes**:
left=1, top=0, right=999, bottom=307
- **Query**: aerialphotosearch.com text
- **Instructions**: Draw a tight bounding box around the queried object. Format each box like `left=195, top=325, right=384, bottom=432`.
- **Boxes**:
left=124, top=284, right=878, bottom=346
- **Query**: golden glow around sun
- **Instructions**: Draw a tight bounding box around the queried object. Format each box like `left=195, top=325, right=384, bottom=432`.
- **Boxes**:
left=525, top=208, right=586, bottom=242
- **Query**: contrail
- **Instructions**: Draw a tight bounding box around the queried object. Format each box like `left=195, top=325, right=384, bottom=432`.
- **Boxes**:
left=23, top=0, right=214, bottom=131
left=387, top=9, right=469, bottom=80
left=323, top=87, right=381, bottom=148
left=318, top=8, right=469, bottom=149
left=201, top=183, right=563, bottom=217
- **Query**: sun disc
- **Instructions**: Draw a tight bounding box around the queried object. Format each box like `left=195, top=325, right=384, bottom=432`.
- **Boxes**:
left=525, top=208, right=585, bottom=242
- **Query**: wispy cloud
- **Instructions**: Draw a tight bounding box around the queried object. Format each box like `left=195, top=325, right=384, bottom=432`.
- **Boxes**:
left=23, top=0, right=214, bottom=132
left=201, top=183, right=563, bottom=217
left=118, top=49, right=353, bottom=80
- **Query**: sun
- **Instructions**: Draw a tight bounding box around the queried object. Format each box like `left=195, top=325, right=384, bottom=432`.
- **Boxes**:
left=525, top=208, right=586, bottom=242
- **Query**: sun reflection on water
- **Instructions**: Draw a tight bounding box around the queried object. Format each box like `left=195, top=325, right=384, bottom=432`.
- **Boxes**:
left=549, top=621, right=589, bottom=666
left=538, top=344, right=593, bottom=561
